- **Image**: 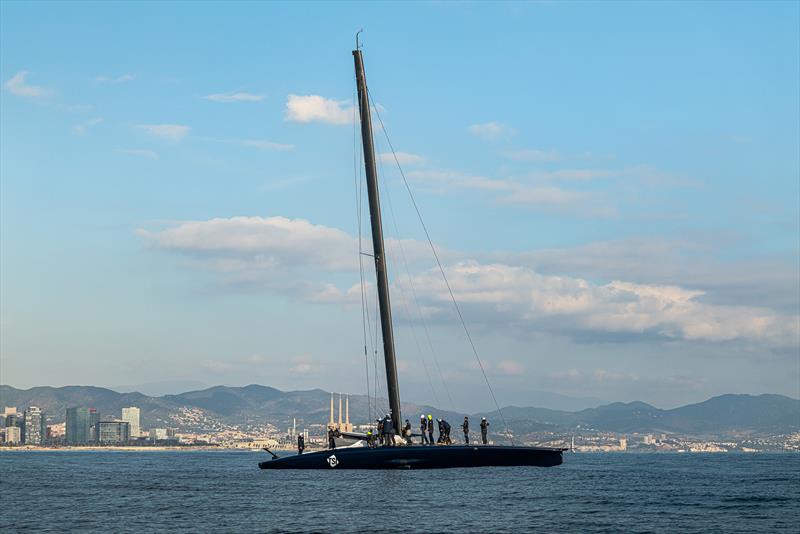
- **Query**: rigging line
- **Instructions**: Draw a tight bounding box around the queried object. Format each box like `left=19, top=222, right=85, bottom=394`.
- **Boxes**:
left=378, top=176, right=441, bottom=410
left=367, top=90, right=514, bottom=445
left=354, top=79, right=371, bottom=424
left=377, top=155, right=455, bottom=411
left=376, top=150, right=445, bottom=410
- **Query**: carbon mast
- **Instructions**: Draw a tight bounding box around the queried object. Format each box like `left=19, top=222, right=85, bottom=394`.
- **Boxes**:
left=353, top=43, right=402, bottom=436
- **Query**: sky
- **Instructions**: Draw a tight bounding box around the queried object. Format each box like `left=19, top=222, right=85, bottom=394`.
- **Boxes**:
left=1, top=1, right=798, bottom=411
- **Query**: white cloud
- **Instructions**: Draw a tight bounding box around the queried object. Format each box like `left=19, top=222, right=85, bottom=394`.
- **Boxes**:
left=400, top=261, right=799, bottom=347
left=137, top=124, right=189, bottom=141
left=140, top=215, right=800, bottom=349
left=285, top=94, right=354, bottom=124
left=203, top=92, right=265, bottom=102
left=408, top=169, right=615, bottom=217
left=95, top=74, right=136, bottom=84
left=239, top=139, right=294, bottom=151
left=467, top=122, right=516, bottom=140
left=378, top=152, right=425, bottom=166
left=505, top=149, right=561, bottom=162
left=5, top=71, right=48, bottom=97
left=138, top=216, right=358, bottom=271
left=72, top=117, right=104, bottom=135
left=117, top=148, right=159, bottom=159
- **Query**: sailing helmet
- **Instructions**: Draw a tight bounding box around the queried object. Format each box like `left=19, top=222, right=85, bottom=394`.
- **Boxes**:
left=427, top=414, right=432, bottom=420
left=420, top=414, right=425, bottom=419
left=482, top=417, right=486, bottom=420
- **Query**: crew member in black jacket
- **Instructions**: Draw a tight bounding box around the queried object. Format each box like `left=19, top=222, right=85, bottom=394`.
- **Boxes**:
left=438, top=419, right=452, bottom=444
left=297, top=433, right=305, bottom=454
left=480, top=417, right=489, bottom=445
left=420, top=415, right=428, bottom=445
left=462, top=416, right=470, bottom=444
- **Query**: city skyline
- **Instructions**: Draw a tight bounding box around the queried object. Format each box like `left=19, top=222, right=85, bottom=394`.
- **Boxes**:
left=1, top=2, right=798, bottom=410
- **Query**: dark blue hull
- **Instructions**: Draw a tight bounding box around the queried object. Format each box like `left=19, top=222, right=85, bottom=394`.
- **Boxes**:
left=259, top=445, right=564, bottom=470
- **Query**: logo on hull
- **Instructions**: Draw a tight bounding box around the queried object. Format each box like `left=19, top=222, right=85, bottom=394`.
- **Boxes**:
left=327, top=455, right=339, bottom=468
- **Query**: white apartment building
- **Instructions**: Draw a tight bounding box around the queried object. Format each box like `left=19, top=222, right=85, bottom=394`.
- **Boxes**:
left=121, top=407, right=141, bottom=438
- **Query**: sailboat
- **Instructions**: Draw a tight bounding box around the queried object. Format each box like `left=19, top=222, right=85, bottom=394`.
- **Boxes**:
left=260, top=40, right=565, bottom=470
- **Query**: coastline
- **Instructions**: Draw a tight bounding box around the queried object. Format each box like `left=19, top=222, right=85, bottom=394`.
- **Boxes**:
left=0, top=446, right=299, bottom=452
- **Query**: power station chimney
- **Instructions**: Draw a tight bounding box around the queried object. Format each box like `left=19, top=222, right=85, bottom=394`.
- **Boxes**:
left=345, top=394, right=351, bottom=431
left=338, top=393, right=343, bottom=429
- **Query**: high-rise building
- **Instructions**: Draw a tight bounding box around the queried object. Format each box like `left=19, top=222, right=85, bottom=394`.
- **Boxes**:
left=4, top=426, right=21, bottom=444
left=23, top=407, right=45, bottom=445
left=65, top=407, right=99, bottom=445
left=121, top=407, right=140, bottom=438
left=95, top=421, right=130, bottom=444
left=5, top=413, right=19, bottom=429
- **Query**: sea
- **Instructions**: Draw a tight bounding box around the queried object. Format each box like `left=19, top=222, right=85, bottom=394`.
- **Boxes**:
left=1, top=450, right=797, bottom=533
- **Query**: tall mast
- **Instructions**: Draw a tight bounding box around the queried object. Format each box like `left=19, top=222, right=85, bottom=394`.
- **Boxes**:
left=353, top=45, right=402, bottom=436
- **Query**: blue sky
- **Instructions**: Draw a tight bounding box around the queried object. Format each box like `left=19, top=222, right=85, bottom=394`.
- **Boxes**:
left=1, top=1, right=798, bottom=410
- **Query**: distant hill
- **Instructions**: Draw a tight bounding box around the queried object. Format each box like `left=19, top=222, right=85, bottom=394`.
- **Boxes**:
left=1, top=385, right=797, bottom=436
left=485, top=395, right=800, bottom=435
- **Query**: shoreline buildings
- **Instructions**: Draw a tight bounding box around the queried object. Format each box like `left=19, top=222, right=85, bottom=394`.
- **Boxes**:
left=121, top=407, right=140, bottom=439
left=23, top=407, right=45, bottom=445
left=66, top=407, right=99, bottom=445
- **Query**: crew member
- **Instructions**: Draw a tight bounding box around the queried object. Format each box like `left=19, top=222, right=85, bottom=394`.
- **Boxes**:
left=403, top=419, right=412, bottom=445
left=462, top=416, right=470, bottom=444
left=420, top=415, right=428, bottom=445
left=427, top=414, right=434, bottom=444
left=328, top=426, right=336, bottom=449
left=297, top=433, right=305, bottom=454
left=441, top=419, right=452, bottom=444
left=366, top=430, right=376, bottom=448
left=376, top=418, right=384, bottom=446
left=480, top=417, right=489, bottom=445
left=383, top=413, right=395, bottom=446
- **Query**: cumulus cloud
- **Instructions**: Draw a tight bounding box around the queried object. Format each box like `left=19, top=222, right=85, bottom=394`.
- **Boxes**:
left=239, top=139, right=294, bottom=151
left=137, top=124, right=189, bottom=141
left=96, top=74, right=136, bottom=84
left=467, top=121, right=516, bottom=140
left=378, top=152, right=425, bottom=166
left=399, top=261, right=799, bottom=347
left=5, top=71, right=49, bottom=97
left=203, top=92, right=264, bottom=102
left=139, top=216, right=799, bottom=348
left=408, top=169, right=615, bottom=217
left=285, top=94, right=354, bottom=124
left=138, top=216, right=358, bottom=272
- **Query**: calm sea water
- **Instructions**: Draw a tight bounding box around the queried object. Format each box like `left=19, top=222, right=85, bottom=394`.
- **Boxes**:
left=1, top=451, right=797, bottom=532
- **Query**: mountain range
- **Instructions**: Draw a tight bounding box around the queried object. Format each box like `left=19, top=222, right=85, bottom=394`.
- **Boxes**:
left=1, top=384, right=798, bottom=437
